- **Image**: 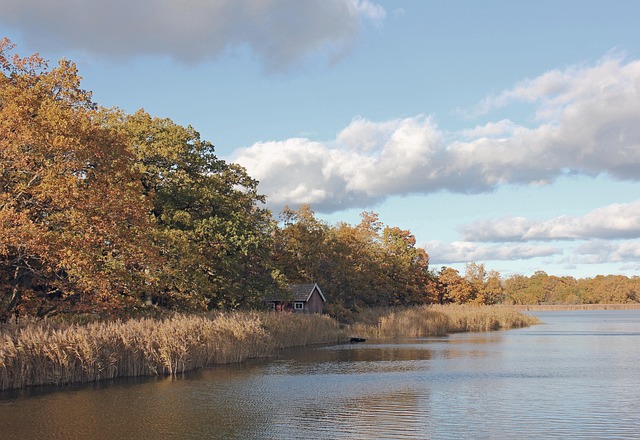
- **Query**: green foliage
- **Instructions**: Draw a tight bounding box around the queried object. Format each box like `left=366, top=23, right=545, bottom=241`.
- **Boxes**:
left=273, top=204, right=331, bottom=284
left=100, top=109, right=280, bottom=310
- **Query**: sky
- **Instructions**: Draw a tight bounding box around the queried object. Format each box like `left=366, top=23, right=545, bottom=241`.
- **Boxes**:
left=2, top=0, right=640, bottom=279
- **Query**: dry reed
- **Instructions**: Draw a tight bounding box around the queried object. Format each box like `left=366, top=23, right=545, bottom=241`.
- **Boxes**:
left=0, top=311, right=342, bottom=391
left=348, top=304, right=540, bottom=339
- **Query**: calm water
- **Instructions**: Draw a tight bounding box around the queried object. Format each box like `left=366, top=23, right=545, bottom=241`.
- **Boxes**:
left=2, top=310, right=640, bottom=439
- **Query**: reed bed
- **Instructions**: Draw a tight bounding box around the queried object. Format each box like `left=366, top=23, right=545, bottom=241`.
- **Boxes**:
left=0, top=311, right=343, bottom=391
left=430, top=304, right=540, bottom=333
left=261, top=312, right=342, bottom=348
left=349, top=304, right=540, bottom=339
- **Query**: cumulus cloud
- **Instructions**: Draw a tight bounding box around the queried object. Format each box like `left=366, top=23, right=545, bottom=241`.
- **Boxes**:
left=459, top=200, right=640, bottom=242
left=436, top=200, right=640, bottom=268
left=235, top=115, right=444, bottom=212
left=574, top=240, right=640, bottom=265
left=426, top=241, right=560, bottom=264
left=427, top=237, right=640, bottom=272
left=234, top=56, right=640, bottom=213
left=232, top=137, right=373, bottom=212
left=460, top=119, right=519, bottom=138
left=0, top=0, right=384, bottom=69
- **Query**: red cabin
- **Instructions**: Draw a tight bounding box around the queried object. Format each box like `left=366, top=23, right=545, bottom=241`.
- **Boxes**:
left=266, top=283, right=326, bottom=314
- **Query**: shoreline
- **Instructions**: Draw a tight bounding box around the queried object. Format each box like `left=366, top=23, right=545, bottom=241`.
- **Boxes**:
left=0, top=304, right=613, bottom=391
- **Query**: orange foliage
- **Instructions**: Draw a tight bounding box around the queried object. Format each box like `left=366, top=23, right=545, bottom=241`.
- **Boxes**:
left=0, top=39, right=158, bottom=319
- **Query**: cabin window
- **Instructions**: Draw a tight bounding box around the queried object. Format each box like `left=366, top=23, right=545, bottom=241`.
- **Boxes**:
left=294, top=302, right=304, bottom=310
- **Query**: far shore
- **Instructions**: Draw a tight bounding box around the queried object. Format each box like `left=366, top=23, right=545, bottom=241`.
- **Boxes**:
left=500, top=303, right=640, bottom=311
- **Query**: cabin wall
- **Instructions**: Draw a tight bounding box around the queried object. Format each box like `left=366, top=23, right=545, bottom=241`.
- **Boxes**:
left=268, top=285, right=325, bottom=314
left=269, top=301, right=293, bottom=312
left=305, top=289, right=324, bottom=314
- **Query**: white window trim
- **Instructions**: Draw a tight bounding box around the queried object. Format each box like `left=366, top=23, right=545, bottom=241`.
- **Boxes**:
left=294, top=302, right=304, bottom=310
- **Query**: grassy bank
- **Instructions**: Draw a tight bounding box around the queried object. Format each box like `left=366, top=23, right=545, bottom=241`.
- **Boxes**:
left=0, top=305, right=539, bottom=391
left=348, top=304, right=540, bottom=339
left=0, top=311, right=341, bottom=391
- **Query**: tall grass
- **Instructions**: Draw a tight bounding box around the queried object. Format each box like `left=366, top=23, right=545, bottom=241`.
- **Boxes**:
left=0, top=311, right=342, bottom=391
left=261, top=312, right=342, bottom=348
left=348, top=304, right=540, bottom=339
left=430, top=304, right=540, bottom=333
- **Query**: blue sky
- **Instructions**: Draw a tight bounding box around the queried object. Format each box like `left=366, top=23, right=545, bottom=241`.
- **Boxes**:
left=2, top=0, right=640, bottom=279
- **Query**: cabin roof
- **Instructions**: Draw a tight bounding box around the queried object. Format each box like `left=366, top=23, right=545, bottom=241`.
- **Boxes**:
left=290, top=283, right=326, bottom=302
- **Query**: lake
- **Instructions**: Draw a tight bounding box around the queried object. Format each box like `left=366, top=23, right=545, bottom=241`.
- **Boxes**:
left=1, top=310, right=640, bottom=439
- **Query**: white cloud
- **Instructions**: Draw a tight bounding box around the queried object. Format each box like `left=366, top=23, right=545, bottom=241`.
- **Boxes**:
left=442, top=201, right=640, bottom=270
left=354, top=0, right=386, bottom=22
left=573, top=240, right=640, bottom=265
left=471, top=55, right=632, bottom=117
left=233, top=137, right=376, bottom=211
left=460, top=119, right=518, bottom=138
left=235, top=115, right=444, bottom=212
left=335, top=117, right=398, bottom=152
left=233, top=56, right=640, bottom=213
left=460, top=200, right=640, bottom=242
left=0, top=0, right=384, bottom=69
left=425, top=235, right=640, bottom=270
left=426, top=241, right=560, bottom=264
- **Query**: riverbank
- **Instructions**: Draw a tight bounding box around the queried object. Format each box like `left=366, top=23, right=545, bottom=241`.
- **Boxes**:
left=0, top=305, right=538, bottom=391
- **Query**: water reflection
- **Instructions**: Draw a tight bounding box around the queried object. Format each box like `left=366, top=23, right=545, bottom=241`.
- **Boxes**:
left=260, top=342, right=435, bottom=376
left=2, top=310, right=640, bottom=439
left=293, top=388, right=425, bottom=440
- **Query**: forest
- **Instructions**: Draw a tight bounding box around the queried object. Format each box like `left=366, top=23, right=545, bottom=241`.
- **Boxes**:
left=1, top=39, right=638, bottom=322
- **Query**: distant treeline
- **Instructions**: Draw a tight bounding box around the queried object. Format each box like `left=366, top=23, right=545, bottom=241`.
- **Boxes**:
left=503, top=271, right=640, bottom=305
left=1, top=39, right=637, bottom=322
left=434, top=264, right=639, bottom=307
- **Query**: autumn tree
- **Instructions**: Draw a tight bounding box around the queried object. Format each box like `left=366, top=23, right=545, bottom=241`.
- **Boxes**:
left=499, top=272, right=640, bottom=305
left=437, top=267, right=474, bottom=303
left=273, top=207, right=434, bottom=316
left=541, top=275, right=579, bottom=304
left=577, top=275, right=639, bottom=304
left=503, top=274, right=528, bottom=305
left=0, top=39, right=156, bottom=319
left=325, top=211, right=387, bottom=311
left=463, top=262, right=503, bottom=305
